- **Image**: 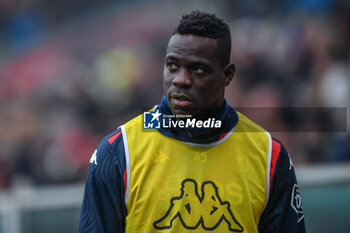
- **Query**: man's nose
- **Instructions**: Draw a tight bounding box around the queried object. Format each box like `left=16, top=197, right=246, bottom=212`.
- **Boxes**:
left=172, top=70, right=192, bottom=88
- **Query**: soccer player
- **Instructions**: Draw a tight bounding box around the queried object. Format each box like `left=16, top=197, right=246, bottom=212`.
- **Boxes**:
left=79, top=11, right=306, bottom=233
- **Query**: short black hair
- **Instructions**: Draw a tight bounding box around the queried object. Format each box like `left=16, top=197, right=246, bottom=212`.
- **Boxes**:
left=173, top=10, right=231, bottom=66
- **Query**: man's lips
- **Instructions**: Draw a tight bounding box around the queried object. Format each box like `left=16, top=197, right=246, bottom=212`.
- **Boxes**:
left=170, top=93, right=193, bottom=108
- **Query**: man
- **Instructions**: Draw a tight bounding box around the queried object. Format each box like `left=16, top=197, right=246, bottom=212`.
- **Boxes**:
left=79, top=11, right=306, bottom=233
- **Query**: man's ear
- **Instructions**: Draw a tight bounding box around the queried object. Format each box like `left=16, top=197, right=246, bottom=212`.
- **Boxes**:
left=223, top=64, right=235, bottom=86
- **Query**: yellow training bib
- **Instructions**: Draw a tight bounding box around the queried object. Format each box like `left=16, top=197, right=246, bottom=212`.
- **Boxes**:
left=121, top=112, right=272, bottom=233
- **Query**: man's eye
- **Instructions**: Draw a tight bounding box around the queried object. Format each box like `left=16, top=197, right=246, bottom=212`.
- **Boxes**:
left=167, top=63, right=179, bottom=71
left=194, top=67, right=205, bottom=75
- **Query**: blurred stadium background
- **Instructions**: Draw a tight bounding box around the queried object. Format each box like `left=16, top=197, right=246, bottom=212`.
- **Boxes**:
left=0, top=0, right=349, bottom=232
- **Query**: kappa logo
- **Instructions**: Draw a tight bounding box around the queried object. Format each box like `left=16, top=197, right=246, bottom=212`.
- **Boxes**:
left=153, top=179, right=244, bottom=232
left=89, top=149, right=97, bottom=165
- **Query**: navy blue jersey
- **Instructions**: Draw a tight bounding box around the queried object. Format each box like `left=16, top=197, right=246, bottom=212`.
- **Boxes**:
left=79, top=98, right=306, bottom=233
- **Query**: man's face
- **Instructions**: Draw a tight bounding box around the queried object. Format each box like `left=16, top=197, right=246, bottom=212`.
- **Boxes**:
left=163, top=34, right=229, bottom=118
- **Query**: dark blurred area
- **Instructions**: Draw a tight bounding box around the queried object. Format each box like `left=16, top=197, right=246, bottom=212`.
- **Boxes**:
left=0, top=0, right=349, bottom=189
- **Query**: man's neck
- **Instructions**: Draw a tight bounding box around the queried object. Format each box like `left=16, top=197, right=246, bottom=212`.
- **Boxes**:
left=157, top=96, right=238, bottom=144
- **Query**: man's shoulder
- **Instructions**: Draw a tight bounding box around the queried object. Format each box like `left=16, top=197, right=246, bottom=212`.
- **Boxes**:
left=94, top=128, right=124, bottom=157
left=101, top=111, right=151, bottom=143
left=123, top=106, right=161, bottom=133
left=235, top=111, right=267, bottom=133
left=96, top=127, right=121, bottom=145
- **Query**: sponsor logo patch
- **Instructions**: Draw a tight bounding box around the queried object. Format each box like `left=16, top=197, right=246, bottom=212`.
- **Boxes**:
left=291, top=184, right=304, bottom=223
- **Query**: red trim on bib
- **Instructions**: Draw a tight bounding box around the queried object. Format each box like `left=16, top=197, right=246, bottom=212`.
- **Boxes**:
left=270, top=139, right=281, bottom=190
left=219, top=132, right=228, bottom=140
left=108, top=131, right=122, bottom=145
left=123, top=169, right=127, bottom=194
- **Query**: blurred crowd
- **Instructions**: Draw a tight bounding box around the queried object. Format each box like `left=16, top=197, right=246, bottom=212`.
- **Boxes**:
left=0, top=0, right=349, bottom=189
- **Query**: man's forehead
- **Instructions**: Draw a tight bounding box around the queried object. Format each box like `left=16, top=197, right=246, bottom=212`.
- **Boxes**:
left=166, top=34, right=219, bottom=59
